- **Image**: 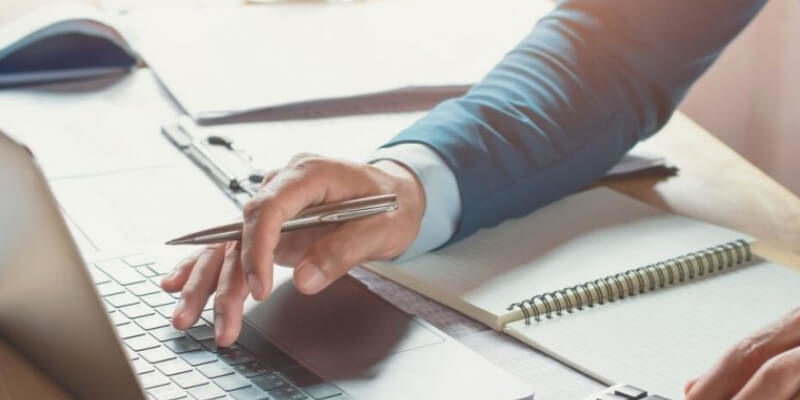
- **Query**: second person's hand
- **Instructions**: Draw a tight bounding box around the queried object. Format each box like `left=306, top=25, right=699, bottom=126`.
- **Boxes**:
left=160, top=154, right=426, bottom=346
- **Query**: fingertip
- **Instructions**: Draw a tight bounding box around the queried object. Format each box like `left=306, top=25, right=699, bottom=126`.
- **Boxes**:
left=160, top=276, right=179, bottom=292
left=214, top=314, right=240, bottom=347
left=171, top=299, right=194, bottom=330
left=294, top=263, right=327, bottom=295
left=684, top=378, right=698, bottom=395
left=247, top=272, right=268, bottom=300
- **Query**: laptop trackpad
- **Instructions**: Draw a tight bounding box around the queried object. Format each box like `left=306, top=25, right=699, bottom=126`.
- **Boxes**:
left=241, top=266, right=444, bottom=380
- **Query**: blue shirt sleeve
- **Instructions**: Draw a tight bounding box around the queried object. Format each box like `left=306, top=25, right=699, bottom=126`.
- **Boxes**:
left=380, top=0, right=767, bottom=244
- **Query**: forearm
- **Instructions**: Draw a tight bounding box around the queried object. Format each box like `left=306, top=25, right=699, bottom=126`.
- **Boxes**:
left=382, top=0, right=767, bottom=243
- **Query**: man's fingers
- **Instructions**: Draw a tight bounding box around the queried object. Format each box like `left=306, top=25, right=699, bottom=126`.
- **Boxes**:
left=733, top=346, right=800, bottom=400
left=172, top=245, right=225, bottom=330
left=212, top=242, right=249, bottom=347
left=684, top=378, right=698, bottom=396
left=242, top=157, right=370, bottom=300
left=241, top=165, right=326, bottom=299
left=160, top=248, right=203, bottom=292
left=273, top=225, right=335, bottom=267
left=294, top=221, right=381, bottom=295
left=688, top=308, right=800, bottom=400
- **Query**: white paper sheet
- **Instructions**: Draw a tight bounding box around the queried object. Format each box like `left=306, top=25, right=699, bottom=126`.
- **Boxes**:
left=121, top=0, right=554, bottom=121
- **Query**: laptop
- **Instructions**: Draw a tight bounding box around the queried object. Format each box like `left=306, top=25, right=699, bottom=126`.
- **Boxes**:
left=0, top=131, right=533, bottom=400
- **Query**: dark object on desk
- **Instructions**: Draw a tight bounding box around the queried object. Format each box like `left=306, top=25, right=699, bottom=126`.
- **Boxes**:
left=0, top=6, right=137, bottom=88
left=585, top=383, right=670, bottom=400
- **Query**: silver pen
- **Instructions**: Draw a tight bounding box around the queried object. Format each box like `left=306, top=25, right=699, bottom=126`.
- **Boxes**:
left=165, top=194, right=398, bottom=246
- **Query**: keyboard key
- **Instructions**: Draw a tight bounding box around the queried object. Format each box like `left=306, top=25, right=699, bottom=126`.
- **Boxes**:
left=614, top=385, right=648, bottom=399
left=165, top=337, right=202, bottom=354
left=181, top=350, right=218, bottom=366
left=142, top=292, right=177, bottom=308
left=136, top=315, right=171, bottom=330
left=148, top=382, right=187, bottom=400
left=117, top=324, right=146, bottom=339
left=268, top=386, right=308, bottom=400
left=200, top=339, right=219, bottom=353
left=120, top=303, right=156, bottom=319
left=251, top=373, right=289, bottom=391
left=141, top=346, right=177, bottom=364
left=124, top=254, right=156, bottom=267
left=125, top=347, right=139, bottom=360
left=139, top=371, right=171, bottom=389
left=106, top=292, right=140, bottom=308
left=248, top=342, right=298, bottom=371
left=126, top=335, right=161, bottom=351
left=201, top=310, right=215, bottom=325
left=219, top=348, right=255, bottom=366
left=643, top=396, right=670, bottom=400
left=281, top=367, right=340, bottom=400
left=97, top=259, right=146, bottom=285
left=229, top=385, right=269, bottom=400
left=233, top=361, right=270, bottom=378
left=137, top=266, right=159, bottom=278
left=171, top=370, right=209, bottom=389
left=150, top=260, right=177, bottom=275
left=303, top=384, right=342, bottom=400
left=88, top=265, right=111, bottom=284
left=155, top=358, right=193, bottom=376
left=96, top=282, right=126, bottom=296
left=129, top=281, right=161, bottom=296
left=133, top=358, right=155, bottom=374
left=151, top=326, right=186, bottom=342
left=187, top=383, right=227, bottom=400
left=110, top=312, right=130, bottom=326
left=188, top=325, right=215, bottom=341
left=155, top=303, right=177, bottom=318
left=197, top=361, right=235, bottom=379
left=214, top=374, right=251, bottom=392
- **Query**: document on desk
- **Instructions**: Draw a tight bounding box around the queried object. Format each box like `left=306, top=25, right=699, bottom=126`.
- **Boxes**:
left=365, top=187, right=800, bottom=399
left=172, top=112, right=673, bottom=180
left=120, top=0, right=554, bottom=123
left=0, top=71, right=178, bottom=179
left=0, top=70, right=239, bottom=252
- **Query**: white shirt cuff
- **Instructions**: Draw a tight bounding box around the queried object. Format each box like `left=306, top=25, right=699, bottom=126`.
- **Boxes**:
left=368, top=143, right=462, bottom=260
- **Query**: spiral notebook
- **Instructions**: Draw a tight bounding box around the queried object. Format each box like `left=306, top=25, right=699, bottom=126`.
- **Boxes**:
left=366, top=188, right=800, bottom=398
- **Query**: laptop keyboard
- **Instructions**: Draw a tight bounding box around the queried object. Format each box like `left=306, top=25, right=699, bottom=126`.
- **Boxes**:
left=89, top=254, right=349, bottom=400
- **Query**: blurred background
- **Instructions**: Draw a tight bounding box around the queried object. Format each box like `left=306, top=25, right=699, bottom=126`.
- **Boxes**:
left=3, top=0, right=797, bottom=195
left=681, top=0, right=799, bottom=195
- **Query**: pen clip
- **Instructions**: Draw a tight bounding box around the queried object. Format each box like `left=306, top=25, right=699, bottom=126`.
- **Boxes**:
left=319, top=203, right=399, bottom=222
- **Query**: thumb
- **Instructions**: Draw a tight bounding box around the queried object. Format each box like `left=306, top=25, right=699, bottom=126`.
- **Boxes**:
left=293, top=221, right=380, bottom=294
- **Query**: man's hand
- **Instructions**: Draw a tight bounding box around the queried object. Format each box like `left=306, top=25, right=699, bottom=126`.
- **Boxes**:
left=685, top=307, right=800, bottom=400
left=160, top=154, right=425, bottom=346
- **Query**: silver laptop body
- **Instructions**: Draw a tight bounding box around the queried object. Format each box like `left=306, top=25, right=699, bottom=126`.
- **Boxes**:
left=0, top=132, right=532, bottom=400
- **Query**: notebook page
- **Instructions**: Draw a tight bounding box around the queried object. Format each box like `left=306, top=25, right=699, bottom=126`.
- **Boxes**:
left=367, top=188, right=747, bottom=329
left=504, top=259, right=800, bottom=399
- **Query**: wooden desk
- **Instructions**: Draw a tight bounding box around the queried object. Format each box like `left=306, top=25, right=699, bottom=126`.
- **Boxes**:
left=604, top=113, right=800, bottom=268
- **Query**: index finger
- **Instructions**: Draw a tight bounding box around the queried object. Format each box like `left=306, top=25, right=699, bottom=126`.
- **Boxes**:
left=241, top=172, right=321, bottom=299
left=241, top=157, right=382, bottom=300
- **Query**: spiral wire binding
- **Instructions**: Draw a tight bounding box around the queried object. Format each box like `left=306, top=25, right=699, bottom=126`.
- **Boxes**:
left=506, top=239, right=752, bottom=324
